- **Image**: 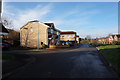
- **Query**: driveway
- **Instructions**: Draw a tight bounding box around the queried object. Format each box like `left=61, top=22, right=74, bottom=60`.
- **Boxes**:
left=4, top=44, right=119, bottom=79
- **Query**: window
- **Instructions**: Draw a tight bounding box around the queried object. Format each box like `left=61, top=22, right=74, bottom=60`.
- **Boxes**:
left=62, top=35, right=64, bottom=38
left=71, top=35, right=73, bottom=38
left=30, top=28, right=33, bottom=32
left=57, top=32, right=59, bottom=35
left=67, top=35, right=69, bottom=38
left=51, top=29, right=53, bottom=34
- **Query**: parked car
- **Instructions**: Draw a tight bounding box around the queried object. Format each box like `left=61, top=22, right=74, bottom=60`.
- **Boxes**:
left=66, top=42, right=74, bottom=46
left=0, top=43, right=10, bottom=50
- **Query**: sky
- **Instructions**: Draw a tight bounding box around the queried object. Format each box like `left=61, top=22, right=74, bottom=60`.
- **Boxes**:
left=2, top=2, right=118, bottom=38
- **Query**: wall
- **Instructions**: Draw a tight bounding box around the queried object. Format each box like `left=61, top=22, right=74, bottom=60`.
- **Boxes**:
left=20, top=22, right=48, bottom=48
left=60, top=34, right=76, bottom=41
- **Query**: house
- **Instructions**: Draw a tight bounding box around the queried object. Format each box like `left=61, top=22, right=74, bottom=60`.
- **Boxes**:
left=4, top=29, right=20, bottom=46
left=113, top=34, right=120, bottom=41
left=101, top=37, right=106, bottom=44
left=20, top=20, right=61, bottom=48
left=108, top=35, right=115, bottom=44
left=105, top=34, right=120, bottom=44
left=90, top=38, right=97, bottom=43
left=96, top=34, right=120, bottom=44
left=60, top=31, right=77, bottom=45
left=106, top=36, right=110, bottom=44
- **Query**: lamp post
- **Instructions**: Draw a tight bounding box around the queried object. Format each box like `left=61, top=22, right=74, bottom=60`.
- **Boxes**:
left=37, top=22, right=39, bottom=49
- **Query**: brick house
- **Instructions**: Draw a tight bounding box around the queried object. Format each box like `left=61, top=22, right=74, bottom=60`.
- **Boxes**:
left=101, top=37, right=106, bottom=44
left=113, top=34, right=120, bottom=41
left=60, top=31, right=77, bottom=45
left=90, top=39, right=97, bottom=43
left=106, top=34, right=120, bottom=44
left=108, top=35, right=115, bottom=44
left=20, top=20, right=60, bottom=48
left=96, top=34, right=120, bottom=44
left=106, top=36, right=110, bottom=44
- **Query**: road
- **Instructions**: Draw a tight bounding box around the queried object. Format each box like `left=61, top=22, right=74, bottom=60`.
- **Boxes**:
left=5, top=44, right=119, bottom=79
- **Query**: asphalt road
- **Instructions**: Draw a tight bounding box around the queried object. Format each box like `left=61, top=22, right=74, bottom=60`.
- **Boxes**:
left=5, top=44, right=119, bottom=79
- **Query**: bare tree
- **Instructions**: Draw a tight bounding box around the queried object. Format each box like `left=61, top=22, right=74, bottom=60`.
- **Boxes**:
left=1, top=16, right=14, bottom=29
left=85, top=35, right=91, bottom=43
left=85, top=35, right=91, bottom=40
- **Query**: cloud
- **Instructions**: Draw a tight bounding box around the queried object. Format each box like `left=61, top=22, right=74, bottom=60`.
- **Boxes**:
left=45, top=9, right=100, bottom=31
left=2, top=2, right=117, bottom=38
left=2, top=3, right=52, bottom=30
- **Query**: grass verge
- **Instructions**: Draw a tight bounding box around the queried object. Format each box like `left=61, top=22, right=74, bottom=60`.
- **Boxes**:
left=0, top=54, right=14, bottom=60
left=97, top=45, right=120, bottom=74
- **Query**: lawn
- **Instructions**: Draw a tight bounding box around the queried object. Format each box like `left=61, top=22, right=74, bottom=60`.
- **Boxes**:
left=97, top=45, right=120, bottom=74
left=0, top=54, right=14, bottom=60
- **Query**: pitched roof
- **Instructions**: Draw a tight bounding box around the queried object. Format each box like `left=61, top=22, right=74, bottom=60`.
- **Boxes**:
left=44, top=23, right=54, bottom=28
left=116, top=34, right=120, bottom=38
left=44, top=23, right=61, bottom=32
left=0, top=23, right=9, bottom=33
left=20, top=20, right=50, bottom=29
left=60, top=31, right=76, bottom=34
left=76, top=35, right=79, bottom=37
left=20, top=20, right=39, bottom=29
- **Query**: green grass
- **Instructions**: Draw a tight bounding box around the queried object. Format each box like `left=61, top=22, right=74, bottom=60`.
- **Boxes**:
left=98, top=45, right=120, bottom=74
left=0, top=54, right=14, bottom=60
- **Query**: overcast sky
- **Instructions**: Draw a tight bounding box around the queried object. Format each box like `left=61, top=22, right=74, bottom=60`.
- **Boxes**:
left=2, top=2, right=118, bottom=38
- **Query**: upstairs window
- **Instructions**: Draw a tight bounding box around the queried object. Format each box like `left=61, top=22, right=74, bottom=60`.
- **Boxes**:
left=71, top=35, right=74, bottom=38
left=67, top=35, right=69, bottom=38
left=30, top=28, right=33, bottom=33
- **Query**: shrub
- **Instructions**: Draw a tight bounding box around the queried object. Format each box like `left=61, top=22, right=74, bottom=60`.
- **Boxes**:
left=41, top=44, right=47, bottom=48
left=80, top=40, right=88, bottom=43
left=112, top=41, right=120, bottom=45
left=90, top=43, right=106, bottom=47
left=96, top=44, right=106, bottom=46
left=90, top=43, right=97, bottom=46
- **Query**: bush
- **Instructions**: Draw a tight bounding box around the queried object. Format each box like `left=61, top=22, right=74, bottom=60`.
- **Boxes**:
left=41, top=44, right=47, bottom=48
left=80, top=40, right=88, bottom=43
left=90, top=43, right=106, bottom=47
left=112, top=41, right=120, bottom=45
left=89, top=42, right=97, bottom=46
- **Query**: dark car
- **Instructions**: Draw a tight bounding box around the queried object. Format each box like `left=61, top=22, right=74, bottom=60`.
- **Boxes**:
left=66, top=42, right=74, bottom=46
left=0, top=43, right=10, bottom=50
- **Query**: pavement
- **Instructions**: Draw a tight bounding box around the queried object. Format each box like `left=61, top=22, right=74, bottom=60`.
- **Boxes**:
left=2, top=44, right=120, bottom=79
